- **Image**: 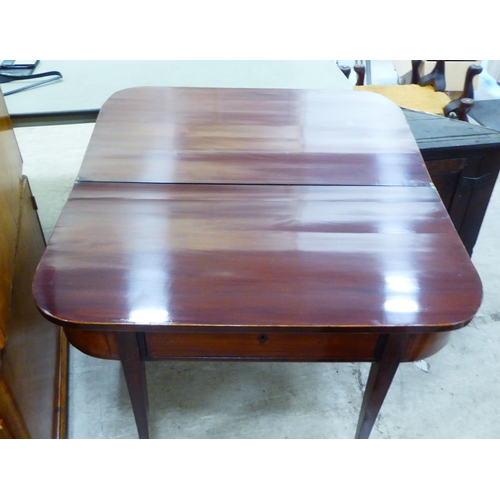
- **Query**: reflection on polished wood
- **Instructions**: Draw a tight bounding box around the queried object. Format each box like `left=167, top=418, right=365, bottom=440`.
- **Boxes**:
left=79, top=87, right=430, bottom=186
left=33, top=87, right=482, bottom=438
left=35, top=183, right=480, bottom=330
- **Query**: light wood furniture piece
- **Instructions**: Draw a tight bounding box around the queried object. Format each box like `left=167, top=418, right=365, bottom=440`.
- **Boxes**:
left=33, top=87, right=482, bottom=439
left=0, top=90, right=67, bottom=439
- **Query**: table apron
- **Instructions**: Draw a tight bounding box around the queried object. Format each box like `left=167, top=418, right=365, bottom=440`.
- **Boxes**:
left=63, top=328, right=451, bottom=363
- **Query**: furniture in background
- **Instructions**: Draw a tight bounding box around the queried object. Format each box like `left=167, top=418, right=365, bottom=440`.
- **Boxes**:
left=353, top=60, right=482, bottom=121
left=404, top=108, right=500, bottom=256
left=1, top=60, right=353, bottom=127
left=393, top=60, right=482, bottom=93
left=33, top=87, right=482, bottom=439
left=345, top=61, right=500, bottom=254
left=0, top=90, right=67, bottom=439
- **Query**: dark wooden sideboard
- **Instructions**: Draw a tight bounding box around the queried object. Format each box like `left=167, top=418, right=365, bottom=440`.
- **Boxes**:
left=404, top=109, right=500, bottom=255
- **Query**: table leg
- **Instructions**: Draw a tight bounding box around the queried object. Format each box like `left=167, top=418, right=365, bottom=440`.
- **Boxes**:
left=355, top=333, right=409, bottom=439
left=117, top=332, right=150, bottom=439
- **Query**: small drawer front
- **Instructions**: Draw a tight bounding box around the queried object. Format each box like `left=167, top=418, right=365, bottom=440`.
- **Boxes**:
left=145, top=331, right=381, bottom=361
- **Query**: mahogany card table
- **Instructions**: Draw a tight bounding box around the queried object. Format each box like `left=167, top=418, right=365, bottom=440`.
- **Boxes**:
left=33, top=87, right=482, bottom=438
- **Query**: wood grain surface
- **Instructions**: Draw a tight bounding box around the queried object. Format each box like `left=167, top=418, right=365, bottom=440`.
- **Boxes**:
left=34, top=182, right=481, bottom=332
left=78, top=87, right=430, bottom=186
left=31, top=87, right=483, bottom=438
left=34, top=88, right=482, bottom=335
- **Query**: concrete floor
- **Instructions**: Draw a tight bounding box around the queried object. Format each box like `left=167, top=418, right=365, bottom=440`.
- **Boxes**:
left=13, top=61, right=500, bottom=438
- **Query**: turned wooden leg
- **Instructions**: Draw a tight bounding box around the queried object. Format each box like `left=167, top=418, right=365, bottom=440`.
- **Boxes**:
left=354, top=64, right=365, bottom=86
left=456, top=97, right=474, bottom=122
left=444, top=64, right=482, bottom=120
left=117, top=332, right=150, bottom=439
left=461, top=64, right=482, bottom=100
left=444, top=96, right=476, bottom=121
left=418, top=60, right=446, bottom=92
left=355, top=333, right=409, bottom=439
left=410, top=60, right=422, bottom=84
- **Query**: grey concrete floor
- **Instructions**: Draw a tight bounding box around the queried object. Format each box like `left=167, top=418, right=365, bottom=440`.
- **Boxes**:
left=14, top=61, right=500, bottom=439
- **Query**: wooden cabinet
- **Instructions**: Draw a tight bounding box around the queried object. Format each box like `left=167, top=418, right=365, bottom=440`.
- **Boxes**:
left=0, top=91, right=67, bottom=439
left=405, top=109, right=500, bottom=255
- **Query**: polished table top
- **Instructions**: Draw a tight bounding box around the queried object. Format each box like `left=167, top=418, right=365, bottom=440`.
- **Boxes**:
left=33, top=87, right=482, bottom=335
left=35, top=182, right=480, bottom=331
left=77, top=87, right=429, bottom=185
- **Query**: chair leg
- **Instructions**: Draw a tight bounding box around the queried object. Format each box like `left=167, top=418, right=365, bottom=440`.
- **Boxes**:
left=456, top=98, right=475, bottom=121
left=354, top=64, right=365, bottom=86
left=460, top=64, right=483, bottom=100
left=410, top=60, right=422, bottom=84
left=338, top=65, right=351, bottom=79
left=443, top=64, right=482, bottom=121
left=419, top=60, right=446, bottom=92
